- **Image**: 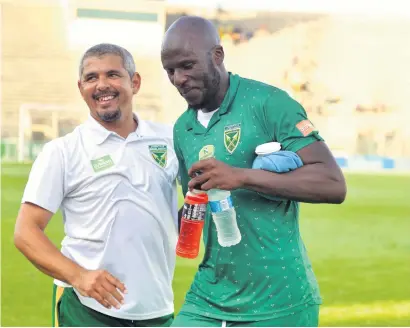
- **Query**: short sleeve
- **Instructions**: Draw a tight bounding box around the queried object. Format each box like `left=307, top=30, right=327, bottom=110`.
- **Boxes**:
left=22, top=140, right=65, bottom=213
left=173, top=128, right=189, bottom=197
left=264, top=91, right=324, bottom=153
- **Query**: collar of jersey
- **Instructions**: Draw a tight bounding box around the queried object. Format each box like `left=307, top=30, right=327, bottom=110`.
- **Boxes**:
left=85, top=112, right=142, bottom=145
left=185, top=72, right=240, bottom=132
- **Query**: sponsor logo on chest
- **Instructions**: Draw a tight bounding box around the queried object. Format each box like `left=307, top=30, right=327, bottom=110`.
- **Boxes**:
left=90, top=155, right=115, bottom=172
left=199, top=145, right=215, bottom=160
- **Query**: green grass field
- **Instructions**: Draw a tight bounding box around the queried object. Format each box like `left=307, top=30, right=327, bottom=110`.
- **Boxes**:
left=1, top=163, right=410, bottom=326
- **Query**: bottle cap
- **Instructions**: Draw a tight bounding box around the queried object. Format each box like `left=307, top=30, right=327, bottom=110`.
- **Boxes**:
left=255, top=142, right=281, bottom=155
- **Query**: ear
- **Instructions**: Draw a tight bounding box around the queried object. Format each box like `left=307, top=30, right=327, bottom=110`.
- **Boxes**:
left=131, top=72, right=141, bottom=95
left=77, top=80, right=85, bottom=99
left=213, top=45, right=225, bottom=66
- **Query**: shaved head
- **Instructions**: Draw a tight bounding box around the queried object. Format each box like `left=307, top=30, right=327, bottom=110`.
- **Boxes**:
left=161, top=16, right=229, bottom=111
left=162, top=16, right=221, bottom=54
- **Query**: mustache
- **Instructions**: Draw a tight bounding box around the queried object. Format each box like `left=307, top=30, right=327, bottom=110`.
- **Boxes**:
left=92, top=91, right=119, bottom=100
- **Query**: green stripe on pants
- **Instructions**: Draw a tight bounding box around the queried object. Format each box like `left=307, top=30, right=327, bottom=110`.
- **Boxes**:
left=51, top=284, right=65, bottom=327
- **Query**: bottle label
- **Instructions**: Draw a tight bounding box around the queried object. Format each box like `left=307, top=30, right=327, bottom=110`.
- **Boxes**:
left=209, top=196, right=233, bottom=213
left=182, top=202, right=207, bottom=221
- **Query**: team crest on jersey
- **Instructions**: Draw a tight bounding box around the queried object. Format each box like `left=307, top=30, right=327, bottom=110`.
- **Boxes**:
left=224, top=123, right=241, bottom=154
left=149, top=145, right=167, bottom=168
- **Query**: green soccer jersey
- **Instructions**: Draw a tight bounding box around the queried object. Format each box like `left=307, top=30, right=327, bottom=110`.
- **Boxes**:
left=173, top=73, right=323, bottom=321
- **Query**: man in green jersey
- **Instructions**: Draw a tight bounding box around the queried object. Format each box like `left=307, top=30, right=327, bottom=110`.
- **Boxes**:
left=161, top=16, right=346, bottom=327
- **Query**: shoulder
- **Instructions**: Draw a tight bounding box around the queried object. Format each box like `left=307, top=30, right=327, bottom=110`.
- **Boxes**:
left=173, top=110, right=192, bottom=136
left=236, top=74, right=294, bottom=105
left=31, top=137, right=67, bottom=173
left=140, top=119, right=174, bottom=139
left=37, top=126, right=84, bottom=164
left=174, top=109, right=191, bottom=128
left=58, top=125, right=83, bottom=153
left=40, top=135, right=68, bottom=156
left=36, top=140, right=61, bottom=164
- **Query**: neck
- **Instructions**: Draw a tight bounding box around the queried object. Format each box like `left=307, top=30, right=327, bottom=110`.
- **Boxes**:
left=95, top=112, right=138, bottom=138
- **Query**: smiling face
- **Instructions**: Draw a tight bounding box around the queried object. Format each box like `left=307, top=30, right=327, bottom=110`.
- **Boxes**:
left=78, top=54, right=140, bottom=123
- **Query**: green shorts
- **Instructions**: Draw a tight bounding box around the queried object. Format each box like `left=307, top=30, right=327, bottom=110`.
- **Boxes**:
left=171, top=304, right=319, bottom=327
left=51, top=284, right=174, bottom=327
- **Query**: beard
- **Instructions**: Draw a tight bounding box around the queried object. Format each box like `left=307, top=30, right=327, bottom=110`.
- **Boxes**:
left=97, top=108, right=122, bottom=122
left=190, top=60, right=221, bottom=110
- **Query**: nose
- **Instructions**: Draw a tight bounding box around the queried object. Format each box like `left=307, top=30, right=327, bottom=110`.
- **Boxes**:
left=96, top=76, right=110, bottom=90
left=173, top=69, right=188, bottom=88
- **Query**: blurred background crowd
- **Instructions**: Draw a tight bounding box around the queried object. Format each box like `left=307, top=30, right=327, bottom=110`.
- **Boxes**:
left=1, top=0, right=410, bottom=164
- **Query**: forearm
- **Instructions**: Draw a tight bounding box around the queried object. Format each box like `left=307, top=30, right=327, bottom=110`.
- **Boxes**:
left=14, top=224, right=85, bottom=285
left=240, top=163, right=346, bottom=204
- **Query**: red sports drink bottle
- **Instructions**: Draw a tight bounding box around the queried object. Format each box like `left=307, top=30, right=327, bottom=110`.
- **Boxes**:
left=176, top=190, right=208, bottom=259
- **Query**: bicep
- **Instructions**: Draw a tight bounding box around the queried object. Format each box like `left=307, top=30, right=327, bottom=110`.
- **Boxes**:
left=22, top=142, right=65, bottom=213
left=16, top=202, right=54, bottom=233
left=297, top=141, right=336, bottom=165
left=297, top=141, right=344, bottom=179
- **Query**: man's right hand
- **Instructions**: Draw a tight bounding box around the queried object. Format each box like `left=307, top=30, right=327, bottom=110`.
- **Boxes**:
left=73, top=269, right=127, bottom=309
left=14, top=203, right=128, bottom=310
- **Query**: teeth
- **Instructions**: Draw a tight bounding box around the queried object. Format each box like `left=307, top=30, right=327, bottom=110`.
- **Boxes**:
left=98, top=95, right=115, bottom=101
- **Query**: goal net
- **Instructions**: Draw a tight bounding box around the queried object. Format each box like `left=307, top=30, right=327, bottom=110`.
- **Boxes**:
left=17, top=103, right=86, bottom=162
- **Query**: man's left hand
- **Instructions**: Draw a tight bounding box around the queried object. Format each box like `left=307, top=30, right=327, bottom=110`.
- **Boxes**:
left=188, top=158, right=244, bottom=191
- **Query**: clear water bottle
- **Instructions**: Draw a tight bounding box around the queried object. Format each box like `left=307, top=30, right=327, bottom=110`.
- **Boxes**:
left=208, top=189, right=241, bottom=247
